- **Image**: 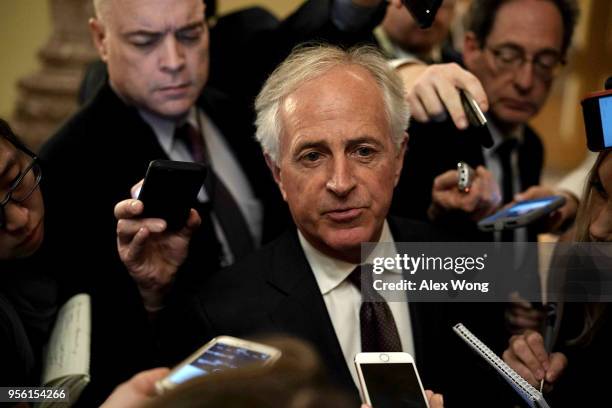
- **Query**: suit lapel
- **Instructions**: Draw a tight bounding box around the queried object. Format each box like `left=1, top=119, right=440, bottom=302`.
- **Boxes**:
left=265, top=230, right=357, bottom=392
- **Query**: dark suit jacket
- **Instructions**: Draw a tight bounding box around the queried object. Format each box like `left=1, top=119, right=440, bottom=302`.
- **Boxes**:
left=39, top=82, right=285, bottom=405
left=392, top=119, right=544, bottom=241
left=159, top=217, right=510, bottom=407
left=40, top=2, right=387, bottom=403
left=0, top=251, right=57, bottom=386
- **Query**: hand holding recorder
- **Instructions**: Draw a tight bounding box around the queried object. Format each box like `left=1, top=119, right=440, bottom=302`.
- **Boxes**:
left=428, top=165, right=502, bottom=222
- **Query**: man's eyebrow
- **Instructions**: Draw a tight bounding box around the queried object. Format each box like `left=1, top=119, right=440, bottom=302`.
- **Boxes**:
left=346, top=136, right=384, bottom=148
left=124, top=29, right=161, bottom=38
left=124, top=21, right=204, bottom=38
left=292, top=140, right=328, bottom=154
left=176, top=21, right=205, bottom=32
left=495, top=42, right=561, bottom=55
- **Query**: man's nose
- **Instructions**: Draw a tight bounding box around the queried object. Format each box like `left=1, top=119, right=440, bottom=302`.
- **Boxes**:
left=513, top=60, right=536, bottom=93
left=590, top=203, right=612, bottom=242
left=3, top=202, right=29, bottom=232
left=160, top=36, right=185, bottom=73
left=326, top=157, right=356, bottom=197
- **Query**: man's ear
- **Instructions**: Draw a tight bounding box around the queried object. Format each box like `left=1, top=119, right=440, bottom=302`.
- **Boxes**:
left=393, top=132, right=408, bottom=187
left=462, top=32, right=483, bottom=71
left=264, top=153, right=287, bottom=201
left=89, top=18, right=109, bottom=62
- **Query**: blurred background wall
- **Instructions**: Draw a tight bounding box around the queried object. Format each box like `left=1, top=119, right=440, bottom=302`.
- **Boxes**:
left=0, top=0, right=610, bottom=180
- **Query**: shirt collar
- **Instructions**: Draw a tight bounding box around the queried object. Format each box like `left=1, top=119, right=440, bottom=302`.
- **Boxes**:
left=484, top=117, right=525, bottom=157
left=138, top=108, right=199, bottom=152
left=299, top=220, right=400, bottom=296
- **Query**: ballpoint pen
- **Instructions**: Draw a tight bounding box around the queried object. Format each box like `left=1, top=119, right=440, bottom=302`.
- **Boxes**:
left=540, top=303, right=557, bottom=393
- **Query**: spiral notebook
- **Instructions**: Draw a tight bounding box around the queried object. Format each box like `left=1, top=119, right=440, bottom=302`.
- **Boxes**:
left=453, top=323, right=551, bottom=408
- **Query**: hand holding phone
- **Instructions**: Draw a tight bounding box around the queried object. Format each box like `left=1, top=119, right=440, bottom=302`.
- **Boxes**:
left=138, top=160, right=206, bottom=230
left=355, top=352, right=430, bottom=408
left=156, top=336, right=281, bottom=394
left=477, top=195, right=566, bottom=232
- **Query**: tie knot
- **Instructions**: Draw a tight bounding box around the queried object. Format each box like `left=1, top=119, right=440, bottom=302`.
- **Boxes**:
left=348, top=264, right=374, bottom=291
left=175, top=122, right=205, bottom=163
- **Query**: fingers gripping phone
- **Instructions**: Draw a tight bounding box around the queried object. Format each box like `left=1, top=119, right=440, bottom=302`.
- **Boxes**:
left=156, top=336, right=282, bottom=394
left=355, top=352, right=429, bottom=408
left=137, top=160, right=207, bottom=231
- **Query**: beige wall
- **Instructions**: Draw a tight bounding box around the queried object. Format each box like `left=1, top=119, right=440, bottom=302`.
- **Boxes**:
left=218, top=0, right=302, bottom=18
left=0, top=1, right=51, bottom=119
left=0, top=0, right=301, bottom=121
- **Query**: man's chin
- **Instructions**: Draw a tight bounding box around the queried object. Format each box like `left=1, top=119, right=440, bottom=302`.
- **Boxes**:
left=149, top=100, right=197, bottom=120
left=323, top=226, right=379, bottom=258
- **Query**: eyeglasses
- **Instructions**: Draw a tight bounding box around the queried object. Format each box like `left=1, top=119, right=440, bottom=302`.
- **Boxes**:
left=486, top=44, right=565, bottom=81
left=0, top=137, right=42, bottom=229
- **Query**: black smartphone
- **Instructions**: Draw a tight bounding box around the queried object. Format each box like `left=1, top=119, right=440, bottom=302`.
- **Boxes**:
left=581, top=89, right=612, bottom=152
left=138, top=160, right=207, bottom=231
left=401, top=0, right=443, bottom=28
left=460, top=89, right=494, bottom=148
left=477, top=195, right=566, bottom=232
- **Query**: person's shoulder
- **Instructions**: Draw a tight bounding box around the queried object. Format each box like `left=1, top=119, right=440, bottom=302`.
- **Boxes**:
left=41, top=84, right=122, bottom=158
left=523, top=124, right=544, bottom=147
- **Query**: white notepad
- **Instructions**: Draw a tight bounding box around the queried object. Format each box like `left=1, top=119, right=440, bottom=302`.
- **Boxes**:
left=40, top=294, right=91, bottom=408
left=453, top=323, right=551, bottom=408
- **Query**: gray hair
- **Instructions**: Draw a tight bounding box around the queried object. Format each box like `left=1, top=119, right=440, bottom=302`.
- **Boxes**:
left=254, top=44, right=410, bottom=164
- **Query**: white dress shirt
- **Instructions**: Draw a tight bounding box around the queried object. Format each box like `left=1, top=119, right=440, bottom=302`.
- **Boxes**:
left=298, top=221, right=415, bottom=388
left=139, top=108, right=263, bottom=265
left=483, top=120, right=527, bottom=243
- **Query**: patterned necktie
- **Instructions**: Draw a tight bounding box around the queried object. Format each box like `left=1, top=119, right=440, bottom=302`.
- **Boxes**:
left=175, top=122, right=254, bottom=261
left=496, top=138, right=519, bottom=242
left=348, top=264, right=403, bottom=352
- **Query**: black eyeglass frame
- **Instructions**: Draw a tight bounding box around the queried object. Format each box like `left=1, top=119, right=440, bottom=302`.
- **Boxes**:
left=0, top=135, right=42, bottom=229
left=484, top=44, right=566, bottom=81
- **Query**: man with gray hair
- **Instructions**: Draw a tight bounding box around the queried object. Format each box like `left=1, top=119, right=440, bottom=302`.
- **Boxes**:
left=39, top=0, right=400, bottom=404
left=113, top=44, right=509, bottom=406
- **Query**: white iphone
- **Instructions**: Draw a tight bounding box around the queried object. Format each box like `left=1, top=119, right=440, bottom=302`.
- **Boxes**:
left=354, top=352, right=430, bottom=408
left=155, top=335, right=282, bottom=394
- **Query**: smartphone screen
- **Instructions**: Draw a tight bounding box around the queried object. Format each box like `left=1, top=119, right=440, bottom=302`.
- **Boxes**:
left=166, top=342, right=273, bottom=385
left=582, top=91, right=612, bottom=152
left=361, top=363, right=428, bottom=408
left=486, top=196, right=560, bottom=222
left=598, top=94, right=612, bottom=148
